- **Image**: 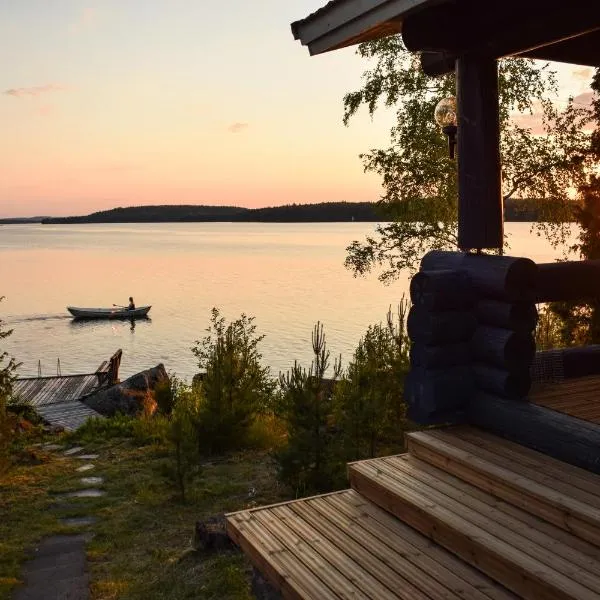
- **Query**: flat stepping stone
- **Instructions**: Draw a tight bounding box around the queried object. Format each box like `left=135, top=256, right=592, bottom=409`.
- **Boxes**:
left=76, top=464, right=95, bottom=473
left=79, top=477, right=103, bottom=486
left=12, top=535, right=89, bottom=600
left=65, top=489, right=105, bottom=499
left=75, top=454, right=99, bottom=460
left=41, top=444, right=63, bottom=451
left=63, top=447, right=84, bottom=456
left=60, top=516, right=97, bottom=527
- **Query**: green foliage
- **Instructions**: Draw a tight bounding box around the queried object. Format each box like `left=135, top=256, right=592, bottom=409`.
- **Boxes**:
left=545, top=69, right=600, bottom=346
left=343, top=37, right=593, bottom=280
left=155, top=374, right=181, bottom=416
left=0, top=298, right=20, bottom=475
left=166, top=386, right=202, bottom=503
left=334, top=302, right=410, bottom=461
left=71, top=413, right=170, bottom=446
left=192, top=308, right=275, bottom=455
left=275, top=323, right=343, bottom=495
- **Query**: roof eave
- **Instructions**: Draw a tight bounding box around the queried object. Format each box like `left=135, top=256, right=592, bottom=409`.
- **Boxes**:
left=291, top=0, right=441, bottom=55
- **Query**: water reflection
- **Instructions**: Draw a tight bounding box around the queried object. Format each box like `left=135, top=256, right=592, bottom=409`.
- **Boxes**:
left=69, top=316, right=152, bottom=330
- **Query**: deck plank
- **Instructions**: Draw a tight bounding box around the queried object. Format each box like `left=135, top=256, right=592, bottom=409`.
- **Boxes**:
left=450, top=427, right=600, bottom=498
left=407, top=429, right=600, bottom=546
left=324, top=493, right=516, bottom=600
left=383, top=455, right=600, bottom=577
left=227, top=490, right=516, bottom=600
left=349, top=459, right=599, bottom=599
left=227, top=513, right=336, bottom=600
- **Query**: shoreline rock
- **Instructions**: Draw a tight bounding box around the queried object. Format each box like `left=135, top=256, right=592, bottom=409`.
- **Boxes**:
left=83, top=364, right=168, bottom=417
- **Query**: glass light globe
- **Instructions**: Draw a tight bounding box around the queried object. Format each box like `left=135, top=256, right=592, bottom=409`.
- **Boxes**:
left=434, top=96, right=457, bottom=128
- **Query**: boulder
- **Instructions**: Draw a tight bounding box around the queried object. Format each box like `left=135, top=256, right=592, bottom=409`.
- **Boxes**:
left=83, top=364, right=169, bottom=417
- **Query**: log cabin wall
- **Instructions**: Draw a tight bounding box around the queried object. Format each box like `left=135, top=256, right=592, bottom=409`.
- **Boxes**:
left=406, top=250, right=538, bottom=424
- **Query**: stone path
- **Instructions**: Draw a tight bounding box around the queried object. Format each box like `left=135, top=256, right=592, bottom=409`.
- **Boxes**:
left=12, top=443, right=105, bottom=600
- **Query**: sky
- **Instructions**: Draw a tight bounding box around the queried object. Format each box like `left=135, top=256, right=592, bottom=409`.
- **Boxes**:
left=0, top=1, right=595, bottom=218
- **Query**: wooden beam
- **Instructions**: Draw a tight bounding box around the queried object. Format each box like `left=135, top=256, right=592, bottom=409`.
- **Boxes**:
left=536, top=260, right=600, bottom=302
left=456, top=54, right=503, bottom=250
left=401, top=0, right=600, bottom=60
left=468, top=393, right=600, bottom=475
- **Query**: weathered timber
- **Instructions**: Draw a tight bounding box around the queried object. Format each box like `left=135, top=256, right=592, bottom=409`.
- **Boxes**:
left=473, top=363, right=531, bottom=399
left=456, top=54, right=503, bottom=250
left=536, top=259, right=600, bottom=302
left=421, top=251, right=537, bottom=302
left=532, top=345, right=600, bottom=380
left=476, top=300, right=538, bottom=332
left=471, top=326, right=535, bottom=370
left=405, top=366, right=475, bottom=414
left=468, top=392, right=600, bottom=475
left=409, top=269, right=472, bottom=311
left=407, top=306, right=477, bottom=345
left=410, top=342, right=471, bottom=369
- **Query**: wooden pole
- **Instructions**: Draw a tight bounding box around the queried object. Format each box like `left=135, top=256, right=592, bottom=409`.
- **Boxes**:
left=456, top=54, right=503, bottom=251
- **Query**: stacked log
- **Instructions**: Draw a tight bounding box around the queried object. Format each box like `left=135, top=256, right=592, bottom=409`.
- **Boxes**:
left=407, top=268, right=475, bottom=423
left=406, top=251, right=538, bottom=425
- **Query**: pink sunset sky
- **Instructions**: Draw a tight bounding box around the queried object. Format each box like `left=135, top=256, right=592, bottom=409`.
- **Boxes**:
left=0, top=1, right=595, bottom=218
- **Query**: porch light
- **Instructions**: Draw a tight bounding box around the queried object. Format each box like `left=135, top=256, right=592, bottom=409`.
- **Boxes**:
left=434, top=96, right=457, bottom=159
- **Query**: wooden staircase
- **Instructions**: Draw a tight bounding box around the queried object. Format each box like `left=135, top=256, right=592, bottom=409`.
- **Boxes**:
left=227, top=426, right=600, bottom=599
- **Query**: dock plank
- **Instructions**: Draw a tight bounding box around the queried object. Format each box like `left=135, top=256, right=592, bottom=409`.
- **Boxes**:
left=36, top=401, right=103, bottom=432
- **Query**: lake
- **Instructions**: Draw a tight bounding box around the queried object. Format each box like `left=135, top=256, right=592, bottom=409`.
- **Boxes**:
left=0, top=222, right=575, bottom=381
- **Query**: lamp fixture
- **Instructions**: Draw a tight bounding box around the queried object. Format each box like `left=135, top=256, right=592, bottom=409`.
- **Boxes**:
left=434, top=96, right=458, bottom=159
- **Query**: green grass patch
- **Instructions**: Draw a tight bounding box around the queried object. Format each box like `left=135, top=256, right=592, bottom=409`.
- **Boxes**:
left=1, top=424, right=289, bottom=600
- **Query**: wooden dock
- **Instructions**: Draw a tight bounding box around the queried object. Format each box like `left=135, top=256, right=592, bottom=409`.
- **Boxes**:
left=228, top=426, right=600, bottom=599
left=12, top=350, right=122, bottom=431
left=13, top=374, right=100, bottom=407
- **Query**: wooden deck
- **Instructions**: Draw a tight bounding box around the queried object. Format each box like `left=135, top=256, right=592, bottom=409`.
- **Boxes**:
left=13, top=374, right=100, bottom=407
left=529, top=374, right=600, bottom=425
left=228, top=489, right=515, bottom=600
left=229, top=426, right=600, bottom=600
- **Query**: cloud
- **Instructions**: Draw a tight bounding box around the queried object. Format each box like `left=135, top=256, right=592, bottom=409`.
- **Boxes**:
left=228, top=122, right=249, bottom=134
left=573, top=91, right=594, bottom=107
left=573, top=67, right=593, bottom=81
left=4, top=84, right=66, bottom=99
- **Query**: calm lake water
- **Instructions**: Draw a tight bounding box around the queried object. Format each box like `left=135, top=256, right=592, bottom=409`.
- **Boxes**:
left=0, top=222, right=575, bottom=381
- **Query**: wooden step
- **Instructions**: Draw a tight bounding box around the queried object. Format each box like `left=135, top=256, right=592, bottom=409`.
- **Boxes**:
left=406, top=426, right=600, bottom=546
left=227, top=489, right=515, bottom=600
left=349, top=453, right=600, bottom=600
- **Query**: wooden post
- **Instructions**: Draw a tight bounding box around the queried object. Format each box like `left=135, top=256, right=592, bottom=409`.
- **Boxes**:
left=456, top=54, right=503, bottom=251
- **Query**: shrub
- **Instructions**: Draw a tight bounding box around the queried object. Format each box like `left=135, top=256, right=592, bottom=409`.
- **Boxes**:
left=154, top=374, right=179, bottom=416
left=192, top=308, right=275, bottom=455
left=334, top=302, right=411, bottom=462
left=275, top=322, right=343, bottom=495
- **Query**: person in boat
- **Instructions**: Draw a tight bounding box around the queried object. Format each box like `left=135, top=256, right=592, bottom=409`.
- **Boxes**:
left=127, top=297, right=136, bottom=310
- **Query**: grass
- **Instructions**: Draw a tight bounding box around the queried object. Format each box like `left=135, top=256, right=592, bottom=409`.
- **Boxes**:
left=0, top=418, right=290, bottom=600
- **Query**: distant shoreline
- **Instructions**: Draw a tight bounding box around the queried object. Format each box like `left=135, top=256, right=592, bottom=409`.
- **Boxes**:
left=0, top=199, right=567, bottom=224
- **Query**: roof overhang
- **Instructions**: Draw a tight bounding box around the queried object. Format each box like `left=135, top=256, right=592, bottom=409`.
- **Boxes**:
left=291, top=0, right=441, bottom=56
left=292, top=0, right=600, bottom=73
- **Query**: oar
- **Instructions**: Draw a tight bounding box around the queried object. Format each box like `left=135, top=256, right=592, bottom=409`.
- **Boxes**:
left=112, top=303, right=127, bottom=309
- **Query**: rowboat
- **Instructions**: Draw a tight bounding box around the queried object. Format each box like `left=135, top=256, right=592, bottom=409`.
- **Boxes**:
left=67, top=306, right=152, bottom=319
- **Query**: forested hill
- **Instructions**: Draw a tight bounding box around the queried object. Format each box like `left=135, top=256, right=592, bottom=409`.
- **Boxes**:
left=37, top=198, right=568, bottom=224
left=41, top=202, right=380, bottom=223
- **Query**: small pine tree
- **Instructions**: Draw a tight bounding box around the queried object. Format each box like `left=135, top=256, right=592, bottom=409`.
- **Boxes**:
left=166, top=386, right=202, bottom=503
left=276, top=322, right=342, bottom=495
left=334, top=302, right=410, bottom=462
left=192, top=308, right=275, bottom=455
